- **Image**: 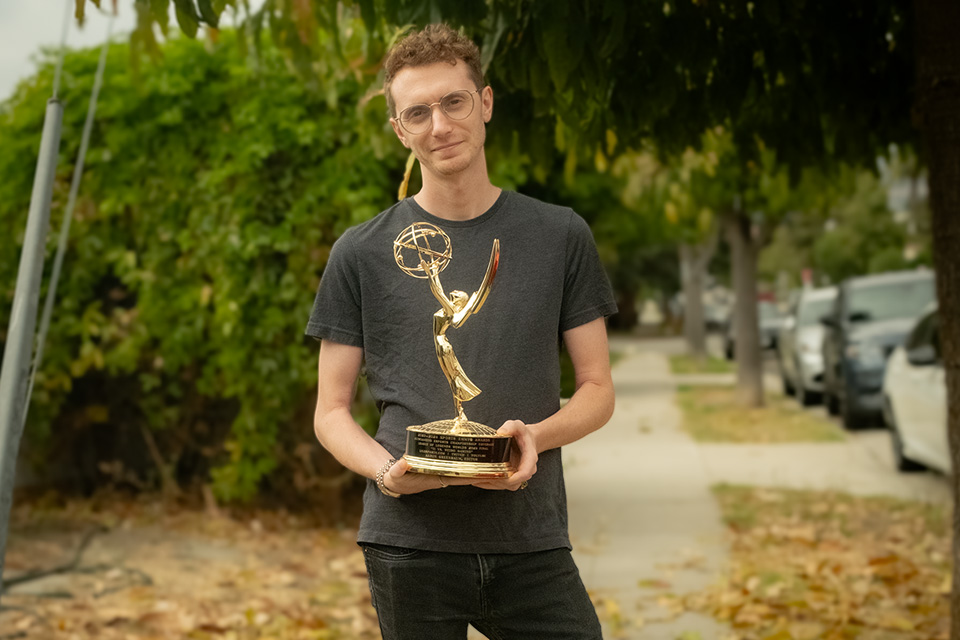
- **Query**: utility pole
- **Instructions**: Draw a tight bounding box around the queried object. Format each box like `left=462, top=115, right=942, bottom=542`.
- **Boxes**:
left=0, top=98, right=64, bottom=597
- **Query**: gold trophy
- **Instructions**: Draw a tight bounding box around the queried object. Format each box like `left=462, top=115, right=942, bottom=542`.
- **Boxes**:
left=393, top=222, right=512, bottom=478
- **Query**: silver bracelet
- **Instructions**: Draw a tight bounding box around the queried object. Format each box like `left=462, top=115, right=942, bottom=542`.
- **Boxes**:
left=376, top=458, right=401, bottom=498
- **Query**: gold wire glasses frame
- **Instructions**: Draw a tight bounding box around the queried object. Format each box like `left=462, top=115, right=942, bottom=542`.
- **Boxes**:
left=395, top=89, right=482, bottom=134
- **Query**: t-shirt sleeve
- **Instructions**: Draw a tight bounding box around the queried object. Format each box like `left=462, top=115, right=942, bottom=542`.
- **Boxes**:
left=304, top=230, right=364, bottom=347
left=559, top=212, right=618, bottom=333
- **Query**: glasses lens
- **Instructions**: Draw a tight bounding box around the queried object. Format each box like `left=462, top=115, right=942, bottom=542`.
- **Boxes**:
left=400, top=105, right=432, bottom=134
left=440, top=90, right=475, bottom=120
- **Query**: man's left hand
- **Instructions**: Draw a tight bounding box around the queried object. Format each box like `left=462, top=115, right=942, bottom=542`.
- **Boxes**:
left=472, top=420, right=538, bottom=491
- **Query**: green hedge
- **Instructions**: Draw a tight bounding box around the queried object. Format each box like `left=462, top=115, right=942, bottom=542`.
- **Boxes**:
left=0, top=25, right=405, bottom=501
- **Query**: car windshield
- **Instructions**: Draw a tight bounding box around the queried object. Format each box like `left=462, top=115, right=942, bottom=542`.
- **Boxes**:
left=759, top=302, right=780, bottom=320
left=797, top=298, right=835, bottom=326
left=848, top=277, right=936, bottom=323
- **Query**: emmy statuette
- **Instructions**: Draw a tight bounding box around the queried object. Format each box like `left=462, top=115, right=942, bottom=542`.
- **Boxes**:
left=393, top=222, right=512, bottom=478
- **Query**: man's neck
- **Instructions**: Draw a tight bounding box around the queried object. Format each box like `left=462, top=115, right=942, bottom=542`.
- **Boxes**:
left=414, top=170, right=502, bottom=222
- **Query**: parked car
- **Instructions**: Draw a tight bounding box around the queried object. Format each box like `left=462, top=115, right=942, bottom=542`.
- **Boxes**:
left=821, top=269, right=936, bottom=429
left=724, top=300, right=783, bottom=360
left=778, top=286, right=838, bottom=406
left=882, top=305, right=948, bottom=473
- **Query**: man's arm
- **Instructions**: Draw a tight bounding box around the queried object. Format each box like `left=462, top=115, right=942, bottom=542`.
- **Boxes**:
left=314, top=340, right=390, bottom=480
left=315, top=339, right=473, bottom=494
left=472, top=316, right=615, bottom=490
left=533, top=316, right=615, bottom=450
left=423, top=261, right=455, bottom=315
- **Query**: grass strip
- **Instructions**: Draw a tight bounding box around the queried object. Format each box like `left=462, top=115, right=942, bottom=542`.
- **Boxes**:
left=676, top=385, right=845, bottom=443
left=670, top=354, right=735, bottom=375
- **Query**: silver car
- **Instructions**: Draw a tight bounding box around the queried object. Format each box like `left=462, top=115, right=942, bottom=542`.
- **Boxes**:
left=778, top=286, right=837, bottom=405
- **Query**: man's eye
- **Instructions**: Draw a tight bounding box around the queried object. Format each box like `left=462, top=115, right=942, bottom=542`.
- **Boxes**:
left=405, top=107, right=429, bottom=120
left=445, top=97, right=464, bottom=107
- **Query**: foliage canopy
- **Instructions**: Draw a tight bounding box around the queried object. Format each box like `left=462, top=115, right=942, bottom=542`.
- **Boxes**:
left=101, top=0, right=916, bottom=176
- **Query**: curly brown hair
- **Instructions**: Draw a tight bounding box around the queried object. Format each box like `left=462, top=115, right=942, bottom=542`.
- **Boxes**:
left=383, top=24, right=484, bottom=117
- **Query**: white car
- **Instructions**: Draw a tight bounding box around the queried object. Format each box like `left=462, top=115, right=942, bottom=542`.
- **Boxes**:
left=778, top=286, right=837, bottom=406
left=882, top=305, right=949, bottom=474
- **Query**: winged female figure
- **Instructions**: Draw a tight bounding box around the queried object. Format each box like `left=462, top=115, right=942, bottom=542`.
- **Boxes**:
left=420, top=239, right=500, bottom=427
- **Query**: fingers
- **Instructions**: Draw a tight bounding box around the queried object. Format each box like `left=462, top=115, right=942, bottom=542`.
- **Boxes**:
left=384, top=458, right=473, bottom=495
left=391, top=457, right=411, bottom=476
left=472, top=420, right=538, bottom=491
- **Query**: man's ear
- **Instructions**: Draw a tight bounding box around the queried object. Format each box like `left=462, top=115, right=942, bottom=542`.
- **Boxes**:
left=481, top=86, right=494, bottom=124
left=390, top=118, right=410, bottom=148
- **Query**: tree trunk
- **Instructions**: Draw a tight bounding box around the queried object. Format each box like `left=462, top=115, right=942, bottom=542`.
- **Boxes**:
left=659, top=291, right=679, bottom=335
left=609, top=288, right=638, bottom=332
left=726, top=212, right=764, bottom=407
left=679, top=234, right=717, bottom=364
left=913, top=0, right=960, bottom=636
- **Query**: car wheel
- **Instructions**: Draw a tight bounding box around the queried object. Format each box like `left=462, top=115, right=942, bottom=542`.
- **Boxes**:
left=780, top=368, right=795, bottom=397
left=840, top=390, right=866, bottom=430
left=825, top=390, right=840, bottom=416
left=886, top=403, right=926, bottom=472
left=796, top=380, right=820, bottom=407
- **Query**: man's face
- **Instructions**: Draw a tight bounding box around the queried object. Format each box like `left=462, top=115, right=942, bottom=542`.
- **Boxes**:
left=389, top=60, right=493, bottom=179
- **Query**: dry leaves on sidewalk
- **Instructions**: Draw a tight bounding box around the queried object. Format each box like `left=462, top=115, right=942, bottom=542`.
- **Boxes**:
left=685, top=484, right=950, bottom=640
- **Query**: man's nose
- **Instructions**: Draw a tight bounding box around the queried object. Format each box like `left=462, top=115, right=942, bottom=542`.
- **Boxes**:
left=430, top=105, right=454, bottom=134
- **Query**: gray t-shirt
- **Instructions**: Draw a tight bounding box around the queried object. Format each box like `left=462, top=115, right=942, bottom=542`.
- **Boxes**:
left=305, top=190, right=617, bottom=554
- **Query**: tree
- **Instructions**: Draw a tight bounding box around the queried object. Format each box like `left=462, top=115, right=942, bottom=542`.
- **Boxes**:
left=617, top=147, right=721, bottom=363
left=759, top=164, right=929, bottom=287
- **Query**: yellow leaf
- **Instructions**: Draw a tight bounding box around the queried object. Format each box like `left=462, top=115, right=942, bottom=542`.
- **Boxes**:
left=606, top=129, right=618, bottom=156
left=398, top=152, right=416, bottom=200
left=876, top=614, right=915, bottom=631
left=594, top=148, right=608, bottom=172
left=664, top=201, right=679, bottom=224
left=698, top=207, right=712, bottom=233
left=555, top=120, right=566, bottom=152
left=85, top=405, right=110, bottom=423
left=564, top=147, right=577, bottom=184
left=200, top=284, right=213, bottom=306
left=637, top=578, right=672, bottom=589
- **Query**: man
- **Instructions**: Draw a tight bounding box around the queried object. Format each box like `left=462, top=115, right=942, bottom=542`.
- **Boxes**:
left=306, top=23, right=616, bottom=639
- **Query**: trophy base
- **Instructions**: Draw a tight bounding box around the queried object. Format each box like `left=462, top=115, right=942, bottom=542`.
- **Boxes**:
left=404, top=419, right=513, bottom=478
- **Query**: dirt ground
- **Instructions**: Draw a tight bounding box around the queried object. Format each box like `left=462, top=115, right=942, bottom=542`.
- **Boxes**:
left=1, top=492, right=378, bottom=639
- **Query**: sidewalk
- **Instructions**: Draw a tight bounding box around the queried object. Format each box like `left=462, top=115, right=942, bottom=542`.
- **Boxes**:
left=565, top=337, right=729, bottom=639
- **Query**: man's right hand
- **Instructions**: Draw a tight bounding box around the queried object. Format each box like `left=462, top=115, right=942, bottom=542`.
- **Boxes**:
left=383, top=458, right=475, bottom=495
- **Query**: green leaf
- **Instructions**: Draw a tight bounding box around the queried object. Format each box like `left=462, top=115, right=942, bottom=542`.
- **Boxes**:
left=358, top=0, right=377, bottom=31
left=197, top=0, right=220, bottom=28
left=174, top=6, right=199, bottom=37
left=481, top=10, right=509, bottom=75
left=148, top=0, right=170, bottom=29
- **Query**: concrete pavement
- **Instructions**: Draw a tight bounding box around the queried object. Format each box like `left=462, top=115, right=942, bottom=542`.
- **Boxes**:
left=565, top=337, right=729, bottom=639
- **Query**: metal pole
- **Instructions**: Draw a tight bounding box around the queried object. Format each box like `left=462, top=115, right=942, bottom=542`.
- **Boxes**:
left=0, top=98, right=64, bottom=596
left=25, top=16, right=114, bottom=434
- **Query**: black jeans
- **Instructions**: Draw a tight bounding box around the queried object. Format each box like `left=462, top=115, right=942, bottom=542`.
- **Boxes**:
left=361, top=544, right=601, bottom=640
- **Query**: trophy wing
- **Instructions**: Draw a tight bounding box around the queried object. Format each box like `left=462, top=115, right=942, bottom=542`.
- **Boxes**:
left=452, top=239, right=499, bottom=328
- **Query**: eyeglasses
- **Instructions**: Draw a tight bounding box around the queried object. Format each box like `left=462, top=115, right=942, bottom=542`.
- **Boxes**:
left=395, top=89, right=482, bottom=134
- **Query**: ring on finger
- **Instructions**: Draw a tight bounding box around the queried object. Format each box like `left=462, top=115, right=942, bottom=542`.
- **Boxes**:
left=519, top=481, right=528, bottom=490
left=438, top=476, right=447, bottom=488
